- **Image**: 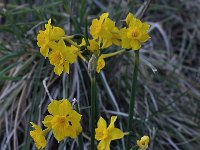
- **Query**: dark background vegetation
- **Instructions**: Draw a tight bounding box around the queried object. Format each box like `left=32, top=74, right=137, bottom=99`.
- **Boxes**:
left=0, top=0, right=200, bottom=149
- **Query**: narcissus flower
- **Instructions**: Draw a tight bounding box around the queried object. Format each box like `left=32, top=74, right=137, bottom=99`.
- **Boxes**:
left=120, top=13, right=150, bottom=50
left=37, top=19, right=65, bottom=57
left=137, top=135, right=149, bottom=150
left=95, top=116, right=128, bottom=150
left=96, top=55, right=105, bottom=73
left=90, top=13, right=121, bottom=49
left=49, top=39, right=77, bottom=75
left=96, top=49, right=125, bottom=73
left=30, top=122, right=47, bottom=149
left=42, top=99, right=82, bottom=142
left=68, top=45, right=86, bottom=62
left=80, top=38, right=100, bottom=53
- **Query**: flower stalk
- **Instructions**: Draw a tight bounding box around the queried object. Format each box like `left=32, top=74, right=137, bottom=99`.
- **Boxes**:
left=90, top=76, right=97, bottom=150
left=62, top=36, right=81, bottom=48
left=126, top=51, right=140, bottom=150
left=75, top=102, right=84, bottom=150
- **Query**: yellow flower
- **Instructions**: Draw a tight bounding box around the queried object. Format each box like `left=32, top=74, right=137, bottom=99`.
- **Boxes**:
left=42, top=99, right=82, bottom=142
left=49, top=39, right=77, bottom=75
left=80, top=38, right=100, bottom=53
left=95, top=116, right=127, bottom=150
left=137, top=135, right=149, bottom=150
left=37, top=19, right=65, bottom=58
left=96, top=49, right=125, bottom=73
left=90, top=13, right=121, bottom=49
left=120, top=13, right=150, bottom=50
left=96, top=56, right=105, bottom=73
left=30, top=122, right=46, bottom=149
left=68, top=45, right=86, bottom=62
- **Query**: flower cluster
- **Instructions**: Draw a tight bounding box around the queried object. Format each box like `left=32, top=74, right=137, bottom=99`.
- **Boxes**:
left=33, top=12, right=151, bottom=150
left=37, top=13, right=150, bottom=75
left=30, top=99, right=82, bottom=149
left=37, top=19, right=85, bottom=75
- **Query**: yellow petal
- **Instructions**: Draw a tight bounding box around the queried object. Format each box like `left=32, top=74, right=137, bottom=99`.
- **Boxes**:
left=99, top=12, right=109, bottom=23
left=80, top=38, right=86, bottom=46
left=98, top=139, right=111, bottom=150
left=42, top=115, right=53, bottom=129
left=139, top=34, right=150, bottom=42
left=137, top=135, right=149, bottom=149
left=59, top=100, right=72, bottom=116
left=30, top=122, right=46, bottom=149
left=96, top=58, right=105, bottom=73
left=97, top=140, right=106, bottom=150
left=69, top=110, right=82, bottom=122
left=48, top=41, right=58, bottom=50
left=63, top=61, right=70, bottom=74
left=107, top=116, right=117, bottom=129
left=45, top=19, right=52, bottom=32
left=48, top=99, right=72, bottom=116
left=88, top=39, right=99, bottom=52
left=141, top=23, right=150, bottom=31
left=64, top=46, right=77, bottom=64
left=109, top=128, right=125, bottom=140
left=97, top=117, right=107, bottom=129
left=105, top=140, right=111, bottom=150
left=51, top=27, right=65, bottom=40
left=51, top=116, right=69, bottom=142
left=90, top=19, right=101, bottom=39
left=67, top=110, right=82, bottom=138
left=40, top=46, right=49, bottom=58
left=47, top=100, right=61, bottom=116
left=126, top=12, right=134, bottom=25
left=101, top=39, right=112, bottom=49
left=54, top=65, right=63, bottom=76
left=49, top=48, right=64, bottom=66
left=95, top=117, right=108, bottom=140
left=130, top=40, right=141, bottom=50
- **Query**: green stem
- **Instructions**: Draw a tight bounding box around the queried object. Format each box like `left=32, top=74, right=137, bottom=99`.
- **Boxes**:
left=91, top=77, right=97, bottom=150
left=101, top=49, right=125, bottom=59
left=62, top=37, right=80, bottom=48
left=75, top=104, right=84, bottom=150
left=126, top=51, right=140, bottom=150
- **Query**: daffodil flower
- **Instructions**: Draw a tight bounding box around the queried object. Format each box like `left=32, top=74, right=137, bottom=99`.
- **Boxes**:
left=80, top=38, right=100, bottom=53
left=95, top=116, right=128, bottom=150
left=42, top=99, right=82, bottom=142
left=48, top=39, right=77, bottom=75
left=30, top=122, right=50, bottom=149
left=96, top=49, right=125, bottom=73
left=120, top=13, right=150, bottom=50
left=90, top=13, right=121, bottom=49
left=37, top=19, right=65, bottom=58
left=137, top=135, right=150, bottom=150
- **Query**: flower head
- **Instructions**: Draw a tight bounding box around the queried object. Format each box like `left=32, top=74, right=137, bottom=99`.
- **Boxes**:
left=120, top=13, right=150, bottom=50
left=30, top=122, right=46, bottom=149
left=42, top=99, right=82, bottom=142
left=96, top=56, right=105, bottom=73
left=95, top=116, right=127, bottom=150
left=37, top=19, right=65, bottom=58
left=90, top=13, right=121, bottom=49
left=80, top=38, right=100, bottom=53
left=96, top=49, right=125, bottom=73
left=137, top=135, right=149, bottom=150
left=48, top=39, right=77, bottom=75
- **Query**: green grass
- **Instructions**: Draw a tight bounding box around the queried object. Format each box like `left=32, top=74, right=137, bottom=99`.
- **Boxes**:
left=0, top=0, right=200, bottom=149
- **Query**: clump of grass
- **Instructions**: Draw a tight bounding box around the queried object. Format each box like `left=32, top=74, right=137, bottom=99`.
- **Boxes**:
left=0, top=0, right=200, bottom=149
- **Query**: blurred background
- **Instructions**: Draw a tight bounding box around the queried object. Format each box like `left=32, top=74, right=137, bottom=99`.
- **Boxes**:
left=0, top=0, right=200, bottom=149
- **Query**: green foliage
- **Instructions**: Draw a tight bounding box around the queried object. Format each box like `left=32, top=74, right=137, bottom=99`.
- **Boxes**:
left=0, top=0, right=200, bottom=149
